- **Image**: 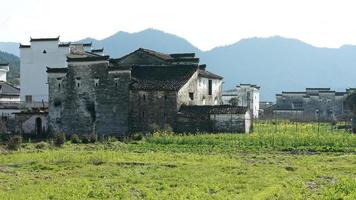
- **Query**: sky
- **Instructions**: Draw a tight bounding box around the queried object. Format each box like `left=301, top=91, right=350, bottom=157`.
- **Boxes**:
left=1, top=0, right=356, bottom=50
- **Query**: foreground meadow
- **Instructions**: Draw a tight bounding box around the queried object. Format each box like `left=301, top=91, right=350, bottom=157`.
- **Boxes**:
left=0, top=122, right=355, bottom=199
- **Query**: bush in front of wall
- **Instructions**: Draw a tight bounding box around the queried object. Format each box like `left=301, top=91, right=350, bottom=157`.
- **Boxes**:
left=54, top=133, right=66, bottom=147
left=7, top=135, right=22, bottom=150
left=70, top=134, right=81, bottom=144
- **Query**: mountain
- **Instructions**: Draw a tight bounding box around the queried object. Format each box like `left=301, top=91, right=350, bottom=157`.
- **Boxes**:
left=2, top=29, right=356, bottom=100
left=0, top=51, right=20, bottom=86
left=0, top=42, right=19, bottom=56
left=79, top=28, right=201, bottom=57
left=200, top=36, right=356, bottom=100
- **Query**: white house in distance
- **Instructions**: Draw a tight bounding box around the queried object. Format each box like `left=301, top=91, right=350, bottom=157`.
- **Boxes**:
left=0, top=63, right=20, bottom=118
left=19, top=36, right=103, bottom=102
left=222, top=84, right=260, bottom=118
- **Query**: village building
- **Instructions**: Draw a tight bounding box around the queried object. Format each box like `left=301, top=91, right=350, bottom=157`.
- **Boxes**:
left=0, top=63, right=20, bottom=119
left=273, top=88, right=355, bottom=121
left=19, top=37, right=98, bottom=103
left=222, top=84, right=260, bottom=118
left=46, top=47, right=250, bottom=136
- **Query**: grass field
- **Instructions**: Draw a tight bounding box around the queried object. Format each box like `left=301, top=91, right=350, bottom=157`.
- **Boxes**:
left=0, top=122, right=355, bottom=199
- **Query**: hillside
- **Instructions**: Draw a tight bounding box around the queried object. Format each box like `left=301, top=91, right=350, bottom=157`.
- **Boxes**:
left=0, top=51, right=20, bottom=86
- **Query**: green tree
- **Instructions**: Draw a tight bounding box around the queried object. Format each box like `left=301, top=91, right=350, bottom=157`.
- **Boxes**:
left=228, top=97, right=240, bottom=106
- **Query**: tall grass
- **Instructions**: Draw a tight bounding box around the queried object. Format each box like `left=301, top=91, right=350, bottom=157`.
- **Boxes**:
left=147, top=122, right=356, bottom=152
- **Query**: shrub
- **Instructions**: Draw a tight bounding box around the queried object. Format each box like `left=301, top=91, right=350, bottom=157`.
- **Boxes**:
left=130, top=132, right=143, bottom=141
left=35, top=141, right=49, bottom=149
left=162, top=124, right=173, bottom=133
left=148, top=123, right=160, bottom=133
left=7, top=135, right=22, bottom=150
left=70, top=134, right=81, bottom=144
left=89, top=133, right=97, bottom=143
left=54, top=133, right=66, bottom=147
left=81, top=135, right=90, bottom=144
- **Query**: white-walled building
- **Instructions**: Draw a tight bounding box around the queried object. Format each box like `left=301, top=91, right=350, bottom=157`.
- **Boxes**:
left=222, top=84, right=260, bottom=118
left=19, top=37, right=95, bottom=102
left=0, top=63, right=20, bottom=118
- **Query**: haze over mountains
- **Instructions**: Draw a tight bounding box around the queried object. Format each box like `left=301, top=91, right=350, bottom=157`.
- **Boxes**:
left=1, top=28, right=356, bottom=101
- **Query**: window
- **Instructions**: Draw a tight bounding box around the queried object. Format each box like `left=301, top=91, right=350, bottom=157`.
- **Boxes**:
left=164, top=95, right=167, bottom=101
left=43, top=49, right=47, bottom=54
left=143, top=94, right=146, bottom=101
left=58, top=83, right=61, bottom=90
left=189, top=92, right=194, bottom=100
left=114, top=77, right=119, bottom=87
left=208, top=80, right=212, bottom=95
left=25, top=95, right=32, bottom=103
left=75, top=77, right=81, bottom=88
left=94, top=79, right=99, bottom=87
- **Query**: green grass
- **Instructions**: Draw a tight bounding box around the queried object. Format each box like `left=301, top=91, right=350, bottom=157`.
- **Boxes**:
left=0, top=122, right=355, bottom=199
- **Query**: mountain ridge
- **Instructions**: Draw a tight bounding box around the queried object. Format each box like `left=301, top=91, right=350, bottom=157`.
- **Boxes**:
left=1, top=29, right=356, bottom=101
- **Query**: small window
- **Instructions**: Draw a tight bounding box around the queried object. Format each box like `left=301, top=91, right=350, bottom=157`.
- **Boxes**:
left=58, top=83, right=61, bottom=90
left=208, top=80, right=212, bottom=95
left=189, top=92, right=194, bottom=100
left=143, top=94, right=146, bottom=101
left=77, top=82, right=80, bottom=88
left=94, top=79, right=99, bottom=87
left=114, top=77, right=119, bottom=87
left=43, top=49, right=47, bottom=54
left=164, top=95, right=167, bottom=101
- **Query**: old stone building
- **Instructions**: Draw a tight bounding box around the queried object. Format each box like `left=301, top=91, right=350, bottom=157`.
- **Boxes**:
left=274, top=88, right=355, bottom=121
left=46, top=47, right=248, bottom=136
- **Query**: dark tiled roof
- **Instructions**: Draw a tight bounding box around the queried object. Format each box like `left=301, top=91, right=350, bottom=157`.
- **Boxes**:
left=91, top=48, right=104, bottom=52
left=179, top=105, right=248, bottom=115
left=0, top=63, right=9, bottom=67
left=138, top=48, right=173, bottom=60
left=130, top=65, right=197, bottom=91
left=198, top=70, right=223, bottom=80
left=335, top=92, right=347, bottom=96
left=30, top=36, right=59, bottom=42
left=46, top=67, right=68, bottom=73
left=0, top=102, right=20, bottom=109
left=170, top=53, right=195, bottom=58
left=67, top=51, right=109, bottom=62
left=282, top=92, right=306, bottom=94
left=306, top=88, right=331, bottom=91
left=0, top=81, right=20, bottom=96
left=19, top=44, right=31, bottom=48
left=58, top=43, right=70, bottom=47
left=171, top=57, right=200, bottom=63
left=83, top=43, right=92, bottom=47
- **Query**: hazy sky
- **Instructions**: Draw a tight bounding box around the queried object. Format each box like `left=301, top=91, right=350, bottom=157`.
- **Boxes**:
left=1, top=0, right=356, bottom=50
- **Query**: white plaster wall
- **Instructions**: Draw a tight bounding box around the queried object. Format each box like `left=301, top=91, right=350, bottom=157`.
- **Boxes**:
left=0, top=97, right=20, bottom=102
left=197, top=77, right=222, bottom=105
left=20, top=41, right=70, bottom=102
left=236, top=86, right=259, bottom=118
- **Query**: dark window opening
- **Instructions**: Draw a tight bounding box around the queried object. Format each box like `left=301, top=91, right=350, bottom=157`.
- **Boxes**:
left=208, top=80, right=212, bottom=95
left=143, top=94, right=146, bottom=101
left=43, top=50, right=47, bottom=54
left=189, top=92, right=194, bottom=100
left=95, top=83, right=98, bottom=87
left=164, top=95, right=167, bottom=101
left=58, top=83, right=61, bottom=90
left=77, top=83, right=80, bottom=88
left=35, top=117, right=42, bottom=134
left=115, top=82, right=118, bottom=87
left=142, top=111, right=145, bottom=118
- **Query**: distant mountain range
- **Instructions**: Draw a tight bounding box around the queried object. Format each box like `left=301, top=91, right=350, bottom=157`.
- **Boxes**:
left=1, top=28, right=356, bottom=100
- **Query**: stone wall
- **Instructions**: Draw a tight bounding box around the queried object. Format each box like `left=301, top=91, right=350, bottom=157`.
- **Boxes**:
left=129, top=90, right=177, bottom=132
left=48, top=61, right=130, bottom=136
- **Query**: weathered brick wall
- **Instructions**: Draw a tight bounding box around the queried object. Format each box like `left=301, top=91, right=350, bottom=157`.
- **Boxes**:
left=129, top=90, right=177, bottom=132
left=48, top=62, right=130, bottom=136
